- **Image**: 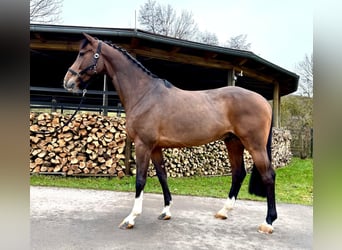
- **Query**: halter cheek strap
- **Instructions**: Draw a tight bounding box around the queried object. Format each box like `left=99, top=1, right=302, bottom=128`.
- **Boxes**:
left=68, top=41, right=102, bottom=89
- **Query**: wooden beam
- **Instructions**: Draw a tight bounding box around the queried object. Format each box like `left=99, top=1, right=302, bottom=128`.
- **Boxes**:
left=169, top=46, right=181, bottom=54
left=238, top=58, right=248, bottom=66
left=30, top=40, right=80, bottom=51
left=30, top=39, right=278, bottom=85
left=131, top=46, right=234, bottom=69
left=204, top=51, right=218, bottom=59
left=131, top=48, right=278, bottom=84
left=130, top=37, right=140, bottom=49
left=239, top=66, right=277, bottom=85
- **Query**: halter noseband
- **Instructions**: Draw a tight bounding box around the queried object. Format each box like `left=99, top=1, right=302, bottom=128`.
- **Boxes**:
left=68, top=41, right=103, bottom=89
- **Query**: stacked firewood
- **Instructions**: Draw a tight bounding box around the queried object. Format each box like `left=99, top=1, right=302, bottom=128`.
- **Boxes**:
left=30, top=112, right=127, bottom=177
left=30, top=112, right=292, bottom=177
left=271, top=128, right=292, bottom=167
left=131, top=128, right=292, bottom=178
left=239, top=128, right=293, bottom=173
left=129, top=141, right=231, bottom=177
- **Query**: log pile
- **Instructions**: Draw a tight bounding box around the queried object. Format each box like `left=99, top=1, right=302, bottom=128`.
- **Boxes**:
left=164, top=142, right=231, bottom=177
left=129, top=141, right=231, bottom=177
left=239, top=128, right=293, bottom=172
left=271, top=128, right=292, bottom=167
left=131, top=128, right=292, bottom=177
left=30, top=112, right=292, bottom=177
left=30, top=112, right=127, bottom=177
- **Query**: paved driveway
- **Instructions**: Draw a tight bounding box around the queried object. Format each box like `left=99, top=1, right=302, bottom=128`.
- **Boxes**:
left=30, top=186, right=312, bottom=249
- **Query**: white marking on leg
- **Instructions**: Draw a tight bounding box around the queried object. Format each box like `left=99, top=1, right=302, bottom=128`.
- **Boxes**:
left=216, top=197, right=236, bottom=219
left=161, top=200, right=172, bottom=217
left=132, top=191, right=144, bottom=215
left=258, top=221, right=274, bottom=234
left=121, top=191, right=144, bottom=226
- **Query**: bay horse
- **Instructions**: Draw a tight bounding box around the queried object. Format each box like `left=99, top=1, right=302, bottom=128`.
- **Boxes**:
left=63, top=33, right=277, bottom=234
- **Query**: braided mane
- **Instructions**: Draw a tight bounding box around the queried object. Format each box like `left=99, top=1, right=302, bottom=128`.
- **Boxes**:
left=104, top=41, right=158, bottom=78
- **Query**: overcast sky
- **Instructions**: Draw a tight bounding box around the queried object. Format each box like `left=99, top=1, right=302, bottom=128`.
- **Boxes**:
left=60, top=0, right=312, bottom=73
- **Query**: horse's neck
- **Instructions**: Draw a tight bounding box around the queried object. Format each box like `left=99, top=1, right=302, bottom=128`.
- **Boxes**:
left=103, top=46, right=156, bottom=113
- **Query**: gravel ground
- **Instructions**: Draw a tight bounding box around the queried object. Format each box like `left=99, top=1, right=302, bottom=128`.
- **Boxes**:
left=30, top=186, right=313, bottom=250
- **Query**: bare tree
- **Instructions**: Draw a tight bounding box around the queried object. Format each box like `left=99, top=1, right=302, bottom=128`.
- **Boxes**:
left=30, top=0, right=63, bottom=24
left=139, top=0, right=168, bottom=34
left=225, top=34, right=251, bottom=50
left=296, top=53, right=313, bottom=97
left=139, top=0, right=198, bottom=40
left=172, top=10, right=198, bottom=39
left=157, top=4, right=176, bottom=36
left=195, top=31, right=219, bottom=45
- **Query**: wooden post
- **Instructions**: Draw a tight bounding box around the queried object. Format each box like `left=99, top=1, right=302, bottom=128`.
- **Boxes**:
left=273, top=82, right=280, bottom=128
left=102, top=75, right=108, bottom=116
left=51, top=98, right=57, bottom=112
left=227, top=69, right=235, bottom=86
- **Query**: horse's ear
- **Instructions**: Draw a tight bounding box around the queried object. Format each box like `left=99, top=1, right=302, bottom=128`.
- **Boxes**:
left=83, top=33, right=96, bottom=44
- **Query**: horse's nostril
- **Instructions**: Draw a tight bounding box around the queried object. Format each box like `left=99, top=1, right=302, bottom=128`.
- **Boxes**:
left=64, top=80, right=76, bottom=90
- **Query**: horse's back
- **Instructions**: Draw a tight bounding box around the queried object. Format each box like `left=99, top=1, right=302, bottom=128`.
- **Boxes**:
left=206, top=86, right=272, bottom=118
left=205, top=86, right=272, bottom=140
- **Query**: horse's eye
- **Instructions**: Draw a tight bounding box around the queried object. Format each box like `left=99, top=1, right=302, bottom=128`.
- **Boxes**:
left=79, top=52, right=85, bottom=57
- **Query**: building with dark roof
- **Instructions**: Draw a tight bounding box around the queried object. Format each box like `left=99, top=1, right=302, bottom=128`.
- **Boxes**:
left=30, top=24, right=299, bottom=127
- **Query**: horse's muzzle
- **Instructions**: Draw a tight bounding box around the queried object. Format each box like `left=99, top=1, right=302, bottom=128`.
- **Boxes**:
left=64, top=81, right=74, bottom=90
left=63, top=77, right=78, bottom=92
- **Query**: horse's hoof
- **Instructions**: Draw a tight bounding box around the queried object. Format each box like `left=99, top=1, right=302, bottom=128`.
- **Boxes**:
left=158, top=213, right=171, bottom=220
left=258, top=222, right=274, bottom=234
left=118, top=221, right=134, bottom=230
left=214, top=213, right=227, bottom=220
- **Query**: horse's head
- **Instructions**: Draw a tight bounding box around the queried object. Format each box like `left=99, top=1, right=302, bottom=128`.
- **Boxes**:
left=64, top=33, right=105, bottom=92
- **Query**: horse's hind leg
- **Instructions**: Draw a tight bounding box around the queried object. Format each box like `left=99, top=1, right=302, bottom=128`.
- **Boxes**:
left=249, top=148, right=277, bottom=234
left=151, top=147, right=172, bottom=220
left=215, top=135, right=246, bottom=219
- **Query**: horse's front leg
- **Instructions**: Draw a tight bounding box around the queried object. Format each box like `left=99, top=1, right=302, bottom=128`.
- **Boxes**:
left=151, top=147, right=172, bottom=220
left=119, top=140, right=151, bottom=229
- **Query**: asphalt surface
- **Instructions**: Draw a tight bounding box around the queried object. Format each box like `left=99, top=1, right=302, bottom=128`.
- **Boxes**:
left=30, top=186, right=312, bottom=250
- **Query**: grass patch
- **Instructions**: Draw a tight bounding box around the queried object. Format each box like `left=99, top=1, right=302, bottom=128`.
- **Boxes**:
left=274, top=157, right=313, bottom=205
left=30, top=157, right=313, bottom=205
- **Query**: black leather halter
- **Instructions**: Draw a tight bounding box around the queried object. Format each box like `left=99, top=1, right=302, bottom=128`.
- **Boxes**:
left=68, top=41, right=103, bottom=89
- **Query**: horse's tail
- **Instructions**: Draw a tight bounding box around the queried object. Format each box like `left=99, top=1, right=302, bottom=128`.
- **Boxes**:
left=248, top=116, right=273, bottom=198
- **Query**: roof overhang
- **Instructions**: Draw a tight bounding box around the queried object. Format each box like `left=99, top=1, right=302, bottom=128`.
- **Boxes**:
left=30, top=24, right=299, bottom=99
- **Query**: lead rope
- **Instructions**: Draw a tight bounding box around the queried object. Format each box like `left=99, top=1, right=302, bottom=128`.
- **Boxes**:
left=30, top=89, right=87, bottom=135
